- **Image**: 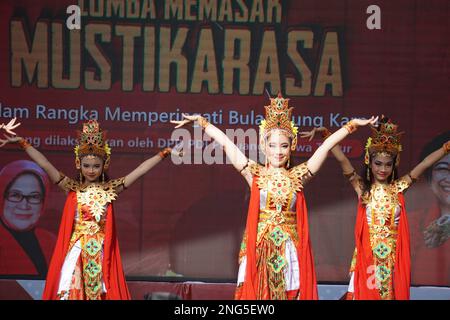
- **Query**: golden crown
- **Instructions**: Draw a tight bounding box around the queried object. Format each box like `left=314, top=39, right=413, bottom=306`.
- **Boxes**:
left=365, top=117, right=403, bottom=166
left=74, top=120, right=111, bottom=168
left=259, top=93, right=299, bottom=150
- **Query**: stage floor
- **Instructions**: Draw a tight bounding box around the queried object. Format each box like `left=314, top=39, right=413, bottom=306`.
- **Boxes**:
left=0, top=279, right=449, bottom=300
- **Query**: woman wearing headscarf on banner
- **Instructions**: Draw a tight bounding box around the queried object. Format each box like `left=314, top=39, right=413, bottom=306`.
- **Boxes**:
left=172, top=93, right=378, bottom=300
left=0, top=119, right=181, bottom=300
left=0, top=160, right=55, bottom=276
left=410, top=131, right=450, bottom=286
left=302, top=117, right=450, bottom=300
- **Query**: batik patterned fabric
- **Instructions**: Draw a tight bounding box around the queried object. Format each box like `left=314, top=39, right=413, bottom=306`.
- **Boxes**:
left=236, top=162, right=311, bottom=300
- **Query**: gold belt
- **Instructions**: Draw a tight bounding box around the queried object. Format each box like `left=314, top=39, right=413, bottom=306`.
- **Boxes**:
left=259, top=210, right=297, bottom=225
left=369, top=227, right=398, bottom=236
left=73, top=220, right=105, bottom=236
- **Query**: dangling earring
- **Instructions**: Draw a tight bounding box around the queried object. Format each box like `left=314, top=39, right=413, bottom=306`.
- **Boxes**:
left=287, top=158, right=290, bottom=168
left=265, top=156, right=268, bottom=169
left=366, top=167, right=370, bottom=181
left=391, top=171, right=395, bottom=183
left=79, top=171, right=83, bottom=183
left=102, top=172, right=105, bottom=184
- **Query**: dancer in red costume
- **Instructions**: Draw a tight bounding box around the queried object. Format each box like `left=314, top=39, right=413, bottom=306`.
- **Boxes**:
left=0, top=119, right=179, bottom=300
left=172, top=94, right=377, bottom=300
left=303, top=117, right=449, bottom=299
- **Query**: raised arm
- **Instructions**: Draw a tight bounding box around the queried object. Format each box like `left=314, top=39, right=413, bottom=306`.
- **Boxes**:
left=122, top=148, right=173, bottom=189
left=171, top=114, right=249, bottom=173
left=305, top=117, right=378, bottom=175
left=405, top=140, right=450, bottom=183
left=1, top=135, right=62, bottom=183
left=300, top=126, right=363, bottom=195
left=301, top=127, right=356, bottom=173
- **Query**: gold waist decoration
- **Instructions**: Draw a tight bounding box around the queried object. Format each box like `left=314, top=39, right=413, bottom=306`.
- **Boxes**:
left=369, top=225, right=398, bottom=237
left=73, top=221, right=105, bottom=237
left=259, top=210, right=297, bottom=225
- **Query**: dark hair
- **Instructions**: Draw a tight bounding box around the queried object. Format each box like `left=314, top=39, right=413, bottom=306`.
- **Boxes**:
left=419, top=131, right=450, bottom=183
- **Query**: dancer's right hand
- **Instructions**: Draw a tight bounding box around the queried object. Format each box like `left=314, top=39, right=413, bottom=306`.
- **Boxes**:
left=0, top=117, right=21, bottom=136
left=352, top=116, right=379, bottom=128
left=171, top=113, right=202, bottom=128
left=299, top=127, right=328, bottom=142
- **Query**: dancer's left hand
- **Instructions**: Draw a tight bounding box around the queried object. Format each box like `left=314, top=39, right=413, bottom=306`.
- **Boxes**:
left=0, top=118, right=21, bottom=136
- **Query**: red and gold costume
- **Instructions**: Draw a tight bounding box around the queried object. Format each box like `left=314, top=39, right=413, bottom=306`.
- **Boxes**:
left=344, top=119, right=411, bottom=300
left=234, top=94, right=318, bottom=300
left=42, top=120, right=130, bottom=300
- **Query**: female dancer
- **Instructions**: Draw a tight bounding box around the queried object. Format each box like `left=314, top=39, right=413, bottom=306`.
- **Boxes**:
left=0, top=119, right=177, bottom=300
left=301, top=117, right=449, bottom=299
left=172, top=94, right=377, bottom=300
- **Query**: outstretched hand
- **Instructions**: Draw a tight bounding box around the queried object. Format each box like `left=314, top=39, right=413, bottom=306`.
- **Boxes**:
left=170, top=113, right=202, bottom=128
left=0, top=117, right=21, bottom=136
left=0, top=134, right=22, bottom=148
left=352, top=116, right=379, bottom=127
left=299, top=127, right=328, bottom=142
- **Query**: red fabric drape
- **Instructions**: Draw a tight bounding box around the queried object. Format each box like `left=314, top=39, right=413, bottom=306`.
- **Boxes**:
left=240, top=178, right=318, bottom=300
left=354, top=194, right=410, bottom=300
left=42, top=192, right=130, bottom=300
left=0, top=225, right=54, bottom=274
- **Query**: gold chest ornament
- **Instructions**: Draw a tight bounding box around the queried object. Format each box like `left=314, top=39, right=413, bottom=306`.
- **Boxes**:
left=76, top=183, right=117, bottom=222
left=251, top=163, right=309, bottom=212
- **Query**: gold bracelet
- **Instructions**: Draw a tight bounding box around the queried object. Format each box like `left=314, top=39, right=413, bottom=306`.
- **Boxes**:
left=321, top=128, right=332, bottom=140
left=158, top=147, right=171, bottom=159
left=198, top=116, right=210, bottom=129
left=18, top=138, right=31, bottom=150
left=343, top=120, right=357, bottom=134
left=443, top=141, right=450, bottom=154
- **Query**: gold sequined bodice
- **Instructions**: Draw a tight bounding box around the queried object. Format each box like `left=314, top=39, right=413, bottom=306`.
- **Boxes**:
left=366, top=183, right=401, bottom=239
left=356, top=177, right=412, bottom=300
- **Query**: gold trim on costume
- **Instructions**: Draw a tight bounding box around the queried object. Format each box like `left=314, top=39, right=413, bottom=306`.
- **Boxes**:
left=251, top=163, right=309, bottom=212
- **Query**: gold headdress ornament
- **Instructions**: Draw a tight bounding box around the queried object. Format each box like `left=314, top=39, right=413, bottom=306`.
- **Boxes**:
left=74, top=120, right=111, bottom=170
left=365, top=117, right=403, bottom=167
left=259, top=93, right=299, bottom=151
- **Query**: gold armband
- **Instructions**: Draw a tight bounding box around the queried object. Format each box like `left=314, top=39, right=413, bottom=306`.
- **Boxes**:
left=443, top=141, right=450, bottom=154
left=159, top=147, right=171, bottom=159
left=198, top=116, right=210, bottom=129
left=343, top=120, right=357, bottom=134
left=18, top=138, right=31, bottom=150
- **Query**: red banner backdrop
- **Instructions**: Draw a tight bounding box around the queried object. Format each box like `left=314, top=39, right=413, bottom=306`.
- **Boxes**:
left=0, top=0, right=448, bottom=287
